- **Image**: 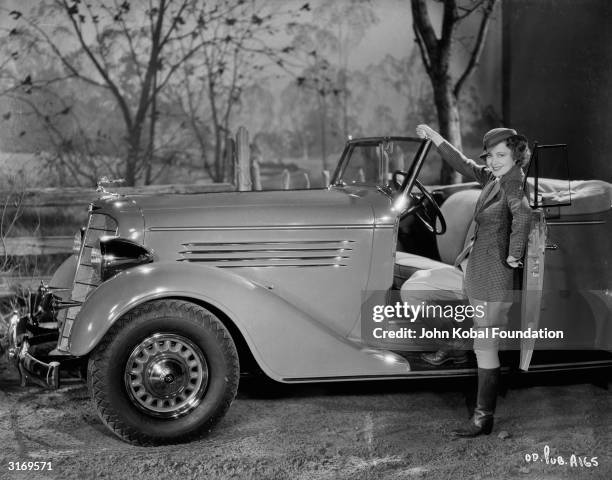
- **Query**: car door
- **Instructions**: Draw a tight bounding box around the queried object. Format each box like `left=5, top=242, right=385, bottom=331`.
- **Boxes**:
left=519, top=208, right=547, bottom=370
left=517, top=143, right=612, bottom=369
left=519, top=143, right=571, bottom=370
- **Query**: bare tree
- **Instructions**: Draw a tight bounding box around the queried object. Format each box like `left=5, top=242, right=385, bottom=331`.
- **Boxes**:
left=284, top=1, right=377, bottom=170
left=167, top=1, right=294, bottom=183
left=0, top=182, right=26, bottom=275
left=0, top=172, right=41, bottom=285
left=411, top=0, right=498, bottom=184
left=290, top=59, right=345, bottom=171
left=3, top=88, right=122, bottom=186
left=2, top=1, right=233, bottom=185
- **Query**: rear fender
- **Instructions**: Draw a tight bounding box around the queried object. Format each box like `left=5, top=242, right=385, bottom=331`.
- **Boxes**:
left=70, top=262, right=410, bottom=381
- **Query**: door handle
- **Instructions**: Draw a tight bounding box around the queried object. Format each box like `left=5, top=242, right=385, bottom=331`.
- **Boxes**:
left=545, top=243, right=559, bottom=250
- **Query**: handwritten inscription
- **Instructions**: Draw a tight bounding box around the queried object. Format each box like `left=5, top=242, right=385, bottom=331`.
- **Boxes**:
left=524, top=445, right=598, bottom=468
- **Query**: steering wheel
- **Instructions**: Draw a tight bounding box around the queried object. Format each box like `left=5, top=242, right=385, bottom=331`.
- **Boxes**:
left=402, top=179, right=447, bottom=235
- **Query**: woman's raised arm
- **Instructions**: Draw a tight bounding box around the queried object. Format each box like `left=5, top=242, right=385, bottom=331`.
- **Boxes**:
left=416, top=124, right=493, bottom=186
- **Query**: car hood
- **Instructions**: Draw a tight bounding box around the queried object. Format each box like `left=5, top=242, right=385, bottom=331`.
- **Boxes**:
left=119, top=188, right=381, bottom=230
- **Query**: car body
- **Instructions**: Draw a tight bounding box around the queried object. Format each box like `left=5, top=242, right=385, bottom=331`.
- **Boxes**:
left=4, top=137, right=612, bottom=445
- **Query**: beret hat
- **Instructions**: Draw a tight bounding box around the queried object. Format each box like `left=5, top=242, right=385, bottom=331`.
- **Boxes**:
left=479, top=127, right=517, bottom=159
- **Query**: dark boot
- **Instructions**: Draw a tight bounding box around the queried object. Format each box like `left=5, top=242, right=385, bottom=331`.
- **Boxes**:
left=452, top=367, right=500, bottom=437
left=421, top=350, right=468, bottom=366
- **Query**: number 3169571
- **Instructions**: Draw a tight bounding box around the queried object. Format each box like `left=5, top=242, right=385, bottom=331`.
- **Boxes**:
left=8, top=461, right=52, bottom=471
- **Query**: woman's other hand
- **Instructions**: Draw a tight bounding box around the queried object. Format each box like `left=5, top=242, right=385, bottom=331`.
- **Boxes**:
left=416, top=125, right=444, bottom=146
left=506, top=255, right=523, bottom=268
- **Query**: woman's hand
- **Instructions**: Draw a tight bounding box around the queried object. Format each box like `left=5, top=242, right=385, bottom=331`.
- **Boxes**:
left=416, top=125, right=444, bottom=146
left=506, top=255, right=523, bottom=268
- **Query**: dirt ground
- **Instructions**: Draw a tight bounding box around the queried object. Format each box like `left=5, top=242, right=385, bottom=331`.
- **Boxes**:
left=0, top=357, right=611, bottom=480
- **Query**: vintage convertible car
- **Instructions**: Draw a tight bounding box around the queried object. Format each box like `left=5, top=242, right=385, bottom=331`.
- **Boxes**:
left=4, top=137, right=612, bottom=445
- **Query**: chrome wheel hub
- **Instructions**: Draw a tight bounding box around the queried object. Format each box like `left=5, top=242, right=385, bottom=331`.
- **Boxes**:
left=125, top=333, right=208, bottom=418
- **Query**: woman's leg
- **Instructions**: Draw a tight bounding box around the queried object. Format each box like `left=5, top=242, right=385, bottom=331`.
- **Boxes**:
left=452, top=299, right=512, bottom=437
left=471, top=299, right=512, bottom=367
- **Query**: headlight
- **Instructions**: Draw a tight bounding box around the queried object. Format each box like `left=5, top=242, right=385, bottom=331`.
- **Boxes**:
left=97, top=237, right=154, bottom=281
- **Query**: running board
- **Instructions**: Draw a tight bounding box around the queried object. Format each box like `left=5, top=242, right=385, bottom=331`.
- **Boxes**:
left=281, top=360, right=612, bottom=383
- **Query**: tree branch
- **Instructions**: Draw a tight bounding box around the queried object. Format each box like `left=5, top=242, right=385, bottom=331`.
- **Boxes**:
left=412, top=23, right=432, bottom=77
left=16, top=9, right=107, bottom=90
left=411, top=0, right=439, bottom=68
left=109, top=0, right=145, bottom=85
left=60, top=0, right=134, bottom=130
left=439, top=0, right=457, bottom=59
left=457, top=0, right=487, bottom=21
left=154, top=37, right=211, bottom=94
left=453, top=0, right=497, bottom=97
left=84, top=1, right=114, bottom=74
left=157, top=0, right=190, bottom=50
left=130, top=0, right=169, bottom=159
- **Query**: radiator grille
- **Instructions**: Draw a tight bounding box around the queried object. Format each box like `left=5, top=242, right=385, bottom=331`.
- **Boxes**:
left=58, top=213, right=118, bottom=350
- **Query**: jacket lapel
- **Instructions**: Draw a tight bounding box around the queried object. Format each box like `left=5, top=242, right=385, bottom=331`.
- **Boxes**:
left=455, top=180, right=499, bottom=267
left=475, top=179, right=500, bottom=215
left=475, top=165, right=524, bottom=215
left=479, top=179, right=500, bottom=213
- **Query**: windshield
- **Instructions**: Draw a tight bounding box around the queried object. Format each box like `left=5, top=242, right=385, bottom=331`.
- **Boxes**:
left=333, top=138, right=425, bottom=188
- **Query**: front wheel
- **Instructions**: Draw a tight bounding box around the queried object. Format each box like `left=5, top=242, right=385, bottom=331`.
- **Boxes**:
left=87, top=299, right=239, bottom=445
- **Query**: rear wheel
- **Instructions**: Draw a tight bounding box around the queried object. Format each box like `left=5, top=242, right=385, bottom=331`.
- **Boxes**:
left=87, top=299, right=239, bottom=445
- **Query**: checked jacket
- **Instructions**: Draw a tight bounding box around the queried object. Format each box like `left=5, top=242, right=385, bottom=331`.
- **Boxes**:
left=437, top=141, right=532, bottom=302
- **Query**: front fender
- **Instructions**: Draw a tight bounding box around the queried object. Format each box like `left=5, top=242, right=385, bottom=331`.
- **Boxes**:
left=69, top=262, right=410, bottom=381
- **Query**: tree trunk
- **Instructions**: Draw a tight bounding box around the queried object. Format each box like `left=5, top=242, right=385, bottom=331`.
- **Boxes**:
left=125, top=126, right=143, bottom=186
left=339, top=69, right=349, bottom=139
left=432, top=78, right=463, bottom=185
left=318, top=97, right=328, bottom=171
left=213, top=125, right=222, bottom=182
left=145, top=69, right=158, bottom=186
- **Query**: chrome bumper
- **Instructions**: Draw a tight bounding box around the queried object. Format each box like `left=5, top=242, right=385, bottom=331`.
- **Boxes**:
left=5, top=312, right=60, bottom=389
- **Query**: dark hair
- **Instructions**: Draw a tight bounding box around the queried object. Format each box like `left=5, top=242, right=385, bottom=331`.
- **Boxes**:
left=504, top=134, right=530, bottom=167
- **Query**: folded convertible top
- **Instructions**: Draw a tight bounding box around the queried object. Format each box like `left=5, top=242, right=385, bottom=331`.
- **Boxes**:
left=526, top=178, right=612, bottom=215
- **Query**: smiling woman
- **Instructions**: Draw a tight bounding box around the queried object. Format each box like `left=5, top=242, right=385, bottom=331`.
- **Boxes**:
left=405, top=123, right=532, bottom=438
left=484, top=142, right=515, bottom=177
left=480, top=129, right=531, bottom=178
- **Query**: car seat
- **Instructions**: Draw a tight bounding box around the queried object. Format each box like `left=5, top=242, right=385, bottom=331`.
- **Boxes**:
left=394, top=189, right=480, bottom=288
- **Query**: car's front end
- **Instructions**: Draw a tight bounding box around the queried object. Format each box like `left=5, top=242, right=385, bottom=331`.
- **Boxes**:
left=3, top=181, right=401, bottom=391
left=4, top=196, right=152, bottom=389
